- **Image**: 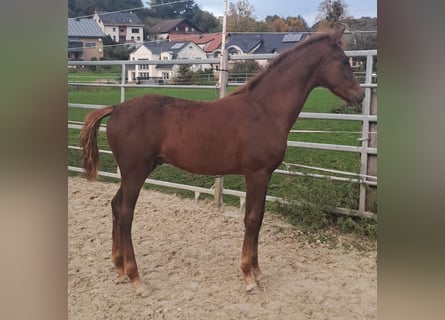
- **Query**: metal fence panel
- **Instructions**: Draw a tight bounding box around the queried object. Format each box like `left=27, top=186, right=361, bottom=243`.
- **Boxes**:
left=68, top=49, right=377, bottom=219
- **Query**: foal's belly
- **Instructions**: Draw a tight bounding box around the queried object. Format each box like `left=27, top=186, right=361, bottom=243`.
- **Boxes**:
left=160, top=138, right=242, bottom=176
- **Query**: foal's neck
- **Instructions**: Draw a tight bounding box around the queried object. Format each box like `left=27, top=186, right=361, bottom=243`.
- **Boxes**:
left=252, top=44, right=324, bottom=131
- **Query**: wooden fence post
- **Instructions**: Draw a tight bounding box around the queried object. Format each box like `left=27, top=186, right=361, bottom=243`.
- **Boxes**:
left=214, top=49, right=228, bottom=207
left=214, top=3, right=228, bottom=207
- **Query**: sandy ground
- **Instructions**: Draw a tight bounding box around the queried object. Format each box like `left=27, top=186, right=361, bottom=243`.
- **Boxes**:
left=68, top=176, right=376, bottom=320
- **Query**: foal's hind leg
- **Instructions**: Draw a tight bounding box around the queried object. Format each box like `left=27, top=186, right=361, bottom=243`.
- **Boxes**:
left=111, top=187, right=126, bottom=283
left=118, top=171, right=152, bottom=296
left=111, top=161, right=154, bottom=296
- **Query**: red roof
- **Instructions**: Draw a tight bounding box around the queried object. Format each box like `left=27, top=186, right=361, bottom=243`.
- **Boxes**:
left=169, top=33, right=222, bottom=52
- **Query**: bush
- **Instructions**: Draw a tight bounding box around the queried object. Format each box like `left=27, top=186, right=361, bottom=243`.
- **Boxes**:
left=331, top=103, right=362, bottom=114
left=192, top=69, right=217, bottom=85
left=174, top=64, right=193, bottom=85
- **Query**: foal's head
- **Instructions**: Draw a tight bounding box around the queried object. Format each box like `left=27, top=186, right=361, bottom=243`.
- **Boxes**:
left=316, top=27, right=365, bottom=105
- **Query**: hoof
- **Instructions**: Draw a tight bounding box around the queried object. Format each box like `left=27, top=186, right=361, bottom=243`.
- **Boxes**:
left=245, top=280, right=257, bottom=292
left=116, top=274, right=128, bottom=284
left=253, top=269, right=262, bottom=283
left=133, top=279, right=148, bottom=297
left=134, top=284, right=148, bottom=297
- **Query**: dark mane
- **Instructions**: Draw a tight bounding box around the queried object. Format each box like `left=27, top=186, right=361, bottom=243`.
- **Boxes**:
left=228, top=32, right=332, bottom=96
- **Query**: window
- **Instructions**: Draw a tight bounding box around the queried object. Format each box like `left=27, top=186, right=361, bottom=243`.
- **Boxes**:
left=85, top=42, right=95, bottom=48
left=132, top=28, right=139, bottom=33
left=113, top=27, right=116, bottom=32
left=162, top=72, right=169, bottom=80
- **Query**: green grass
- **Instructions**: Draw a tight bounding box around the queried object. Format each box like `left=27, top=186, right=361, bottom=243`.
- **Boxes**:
left=68, top=66, right=121, bottom=83
left=68, top=85, right=376, bottom=239
left=67, top=72, right=121, bottom=83
left=69, top=85, right=341, bottom=108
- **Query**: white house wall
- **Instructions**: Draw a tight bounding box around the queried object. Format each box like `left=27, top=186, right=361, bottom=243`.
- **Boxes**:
left=104, top=26, right=119, bottom=42
left=128, top=46, right=158, bottom=82
left=93, top=13, right=143, bottom=43
left=175, top=43, right=211, bottom=73
left=103, top=26, right=143, bottom=43
left=128, top=42, right=212, bottom=83
left=124, top=26, right=144, bottom=43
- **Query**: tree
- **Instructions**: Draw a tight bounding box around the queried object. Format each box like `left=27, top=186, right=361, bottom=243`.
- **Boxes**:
left=69, top=0, right=143, bottom=17
left=184, top=7, right=221, bottom=33
left=227, top=0, right=257, bottom=32
left=316, top=0, right=350, bottom=30
left=149, top=0, right=196, bottom=19
left=231, top=60, right=263, bottom=74
left=263, top=15, right=309, bottom=32
left=343, top=17, right=377, bottom=50
left=285, top=16, right=309, bottom=31
left=175, top=64, right=193, bottom=84
left=147, top=0, right=220, bottom=32
left=102, top=36, right=131, bottom=60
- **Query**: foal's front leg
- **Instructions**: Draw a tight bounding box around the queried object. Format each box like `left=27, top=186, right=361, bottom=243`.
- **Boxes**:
left=241, top=172, right=270, bottom=291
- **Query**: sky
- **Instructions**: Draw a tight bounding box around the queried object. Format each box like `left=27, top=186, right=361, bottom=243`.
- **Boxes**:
left=195, top=0, right=377, bottom=26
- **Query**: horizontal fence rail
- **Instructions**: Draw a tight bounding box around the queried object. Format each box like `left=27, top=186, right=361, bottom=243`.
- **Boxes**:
left=68, top=50, right=377, bottom=219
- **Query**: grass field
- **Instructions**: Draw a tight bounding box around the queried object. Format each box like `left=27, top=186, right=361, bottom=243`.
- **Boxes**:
left=68, top=85, right=376, bottom=238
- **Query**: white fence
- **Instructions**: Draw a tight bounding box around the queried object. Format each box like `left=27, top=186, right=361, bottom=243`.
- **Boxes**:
left=68, top=50, right=377, bottom=219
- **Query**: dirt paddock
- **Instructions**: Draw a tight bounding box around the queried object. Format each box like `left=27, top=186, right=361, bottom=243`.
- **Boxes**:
left=68, top=177, right=376, bottom=319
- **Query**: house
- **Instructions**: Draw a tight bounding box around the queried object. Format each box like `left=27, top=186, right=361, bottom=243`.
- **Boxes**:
left=148, top=18, right=204, bottom=41
left=93, top=11, right=144, bottom=44
left=68, top=18, right=107, bottom=61
left=169, top=33, right=223, bottom=58
left=226, top=32, right=309, bottom=54
left=127, top=41, right=211, bottom=84
left=225, top=32, right=309, bottom=66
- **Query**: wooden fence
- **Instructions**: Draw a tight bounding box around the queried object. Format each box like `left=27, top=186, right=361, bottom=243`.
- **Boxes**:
left=68, top=50, right=377, bottom=219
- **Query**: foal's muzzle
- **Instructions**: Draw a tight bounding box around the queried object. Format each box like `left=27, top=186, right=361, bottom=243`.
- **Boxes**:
left=348, top=87, right=365, bottom=106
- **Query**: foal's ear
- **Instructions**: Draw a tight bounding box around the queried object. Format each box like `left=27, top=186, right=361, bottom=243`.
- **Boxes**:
left=330, top=26, right=346, bottom=46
